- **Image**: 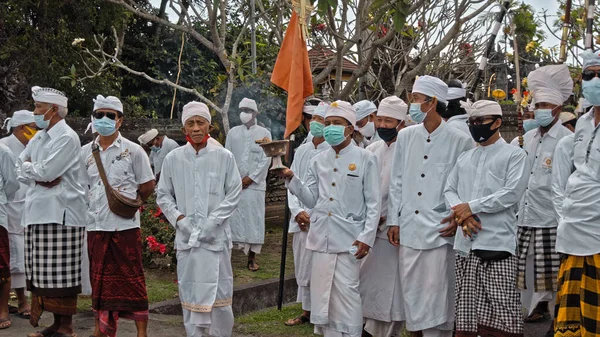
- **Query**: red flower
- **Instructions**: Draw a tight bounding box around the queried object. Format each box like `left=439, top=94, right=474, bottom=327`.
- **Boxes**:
left=315, top=23, right=326, bottom=32
left=510, top=88, right=517, bottom=95
left=153, top=208, right=163, bottom=218
left=139, top=205, right=145, bottom=212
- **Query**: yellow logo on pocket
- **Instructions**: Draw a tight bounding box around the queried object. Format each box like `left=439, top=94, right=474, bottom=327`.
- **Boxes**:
left=348, top=164, right=356, bottom=171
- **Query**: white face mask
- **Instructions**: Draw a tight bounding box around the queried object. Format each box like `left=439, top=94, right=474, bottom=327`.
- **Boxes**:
left=358, top=121, right=376, bottom=138
left=240, top=112, right=254, bottom=125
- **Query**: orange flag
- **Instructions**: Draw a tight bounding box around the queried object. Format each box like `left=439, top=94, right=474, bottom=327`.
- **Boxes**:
left=271, top=10, right=314, bottom=139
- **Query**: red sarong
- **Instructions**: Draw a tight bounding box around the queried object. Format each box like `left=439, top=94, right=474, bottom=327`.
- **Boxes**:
left=88, top=228, right=148, bottom=337
left=0, top=226, right=10, bottom=283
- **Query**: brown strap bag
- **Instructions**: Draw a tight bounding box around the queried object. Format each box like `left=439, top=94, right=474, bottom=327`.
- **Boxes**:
left=91, top=143, right=142, bottom=219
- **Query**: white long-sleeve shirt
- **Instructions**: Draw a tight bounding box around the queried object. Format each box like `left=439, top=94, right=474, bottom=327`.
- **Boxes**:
left=0, top=144, right=19, bottom=230
left=387, top=121, right=473, bottom=250
left=225, top=124, right=272, bottom=191
left=16, top=120, right=87, bottom=227
left=446, top=114, right=470, bottom=137
left=556, top=112, right=600, bottom=256
left=153, top=136, right=179, bottom=175
left=517, top=122, right=571, bottom=229
left=551, top=133, right=575, bottom=222
left=81, top=134, right=155, bottom=232
left=287, top=140, right=330, bottom=233
left=156, top=142, right=242, bottom=252
left=444, top=138, right=529, bottom=254
left=366, top=139, right=395, bottom=239
left=0, top=135, right=28, bottom=234
left=286, top=144, right=380, bottom=252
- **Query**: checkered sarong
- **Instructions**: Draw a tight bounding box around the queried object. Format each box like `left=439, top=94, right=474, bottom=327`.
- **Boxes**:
left=516, top=226, right=560, bottom=292
left=25, top=223, right=84, bottom=297
left=455, top=253, right=523, bottom=337
left=554, top=254, right=600, bottom=337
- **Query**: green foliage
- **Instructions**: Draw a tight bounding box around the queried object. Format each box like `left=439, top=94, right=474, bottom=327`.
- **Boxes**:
left=139, top=195, right=176, bottom=270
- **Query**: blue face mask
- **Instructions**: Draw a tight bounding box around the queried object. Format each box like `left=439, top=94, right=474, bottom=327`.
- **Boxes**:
left=523, top=119, right=540, bottom=133
left=409, top=103, right=427, bottom=124
left=310, top=121, right=324, bottom=138
left=34, top=107, right=52, bottom=129
left=323, top=125, right=348, bottom=146
left=534, top=108, right=555, bottom=127
left=93, top=117, right=117, bottom=136
left=150, top=146, right=160, bottom=152
left=583, top=77, right=600, bottom=106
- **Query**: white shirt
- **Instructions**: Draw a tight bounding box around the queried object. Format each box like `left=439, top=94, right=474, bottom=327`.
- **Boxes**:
left=366, top=139, right=395, bottom=239
left=153, top=136, right=179, bottom=174
left=0, top=135, right=27, bottom=204
left=0, top=144, right=19, bottom=230
left=225, top=124, right=272, bottom=191
left=16, top=120, right=87, bottom=227
left=551, top=133, right=575, bottom=222
left=81, top=134, right=155, bottom=232
left=387, top=121, right=474, bottom=250
left=156, top=142, right=242, bottom=252
left=517, top=122, right=572, bottom=228
left=444, top=138, right=529, bottom=254
left=446, top=114, right=471, bottom=137
left=556, top=112, right=600, bottom=255
left=288, top=139, right=330, bottom=233
left=287, top=144, right=380, bottom=253
left=0, top=135, right=28, bottom=234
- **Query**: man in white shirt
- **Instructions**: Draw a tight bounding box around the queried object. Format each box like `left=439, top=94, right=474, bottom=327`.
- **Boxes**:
left=445, top=100, right=529, bottom=337
left=352, top=100, right=379, bottom=147
left=279, top=100, right=380, bottom=337
left=387, top=75, right=473, bottom=337
left=559, top=112, right=578, bottom=132
left=510, top=108, right=537, bottom=147
left=0, top=110, right=36, bottom=320
left=138, top=128, right=179, bottom=181
left=16, top=86, right=87, bottom=336
left=81, top=95, right=155, bottom=337
left=444, top=80, right=470, bottom=136
left=225, top=97, right=271, bottom=271
left=551, top=133, right=574, bottom=223
left=360, top=96, right=408, bottom=337
left=514, top=64, right=573, bottom=326
left=300, top=99, right=323, bottom=145
left=284, top=102, right=330, bottom=327
left=157, top=101, right=242, bottom=337
left=553, top=50, right=600, bottom=337
left=0, top=144, right=19, bottom=330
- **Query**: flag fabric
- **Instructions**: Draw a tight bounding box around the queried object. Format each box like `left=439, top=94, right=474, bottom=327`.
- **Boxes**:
left=271, top=10, right=314, bottom=139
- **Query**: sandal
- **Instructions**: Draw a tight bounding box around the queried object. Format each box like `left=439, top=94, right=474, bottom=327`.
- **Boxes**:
left=524, top=311, right=550, bottom=323
left=16, top=309, right=31, bottom=319
left=27, top=327, right=57, bottom=337
left=285, top=315, right=310, bottom=326
left=0, top=317, right=11, bottom=329
left=247, top=260, right=260, bottom=272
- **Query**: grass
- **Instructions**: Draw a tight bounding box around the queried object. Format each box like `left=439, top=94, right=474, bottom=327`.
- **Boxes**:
left=234, top=303, right=316, bottom=337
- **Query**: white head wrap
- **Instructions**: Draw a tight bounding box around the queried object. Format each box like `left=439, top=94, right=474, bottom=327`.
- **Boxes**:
left=3, top=110, right=34, bottom=132
left=239, top=97, right=258, bottom=113
left=353, top=100, right=377, bottom=121
left=559, top=112, right=577, bottom=124
left=84, top=116, right=96, bottom=134
left=460, top=100, right=503, bottom=117
left=303, top=105, right=316, bottom=115
left=31, top=86, right=68, bottom=108
left=377, top=96, right=408, bottom=121
left=326, top=101, right=356, bottom=127
left=93, top=95, right=123, bottom=113
left=528, top=64, right=573, bottom=106
left=138, top=129, right=158, bottom=145
left=182, top=101, right=211, bottom=125
left=313, top=102, right=329, bottom=118
left=412, top=75, right=448, bottom=105
left=447, top=82, right=467, bottom=100
left=582, top=50, right=600, bottom=70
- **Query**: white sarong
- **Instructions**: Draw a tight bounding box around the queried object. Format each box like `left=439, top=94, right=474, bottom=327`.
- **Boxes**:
left=293, top=230, right=312, bottom=311
left=81, top=231, right=92, bottom=295
left=230, top=188, right=265, bottom=250
left=400, top=244, right=455, bottom=332
left=360, top=237, right=404, bottom=337
left=177, top=247, right=234, bottom=337
left=311, top=252, right=362, bottom=337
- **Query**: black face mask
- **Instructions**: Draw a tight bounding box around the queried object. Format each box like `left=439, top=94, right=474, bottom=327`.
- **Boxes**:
left=377, top=127, right=399, bottom=142
left=469, top=122, right=499, bottom=143
left=442, top=100, right=466, bottom=119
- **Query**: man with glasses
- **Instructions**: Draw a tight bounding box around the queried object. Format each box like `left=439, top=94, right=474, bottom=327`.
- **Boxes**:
left=554, top=50, right=600, bottom=337
left=137, top=128, right=179, bottom=181
left=16, top=86, right=87, bottom=337
left=387, top=76, right=473, bottom=337
left=81, top=95, right=155, bottom=337
left=445, top=100, right=529, bottom=337
left=514, top=65, right=573, bottom=331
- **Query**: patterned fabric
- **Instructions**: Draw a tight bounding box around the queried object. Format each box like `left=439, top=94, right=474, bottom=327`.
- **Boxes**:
left=455, top=253, right=523, bottom=337
left=554, top=254, right=600, bottom=337
left=96, top=309, right=149, bottom=337
left=25, top=223, right=84, bottom=296
left=0, top=226, right=10, bottom=283
left=30, top=294, right=78, bottom=327
left=516, top=226, right=560, bottom=292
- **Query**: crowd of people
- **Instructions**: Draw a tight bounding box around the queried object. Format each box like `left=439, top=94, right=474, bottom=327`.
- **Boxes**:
left=0, top=51, right=598, bottom=337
